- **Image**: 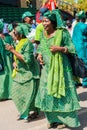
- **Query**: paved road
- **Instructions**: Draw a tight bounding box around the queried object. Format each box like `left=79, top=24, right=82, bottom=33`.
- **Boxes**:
left=0, top=86, right=87, bottom=130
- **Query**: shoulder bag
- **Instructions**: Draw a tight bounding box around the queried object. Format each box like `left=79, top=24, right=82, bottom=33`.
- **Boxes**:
left=68, top=53, right=87, bottom=78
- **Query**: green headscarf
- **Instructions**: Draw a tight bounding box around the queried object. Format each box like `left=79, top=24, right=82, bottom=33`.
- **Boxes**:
left=15, top=23, right=31, bottom=37
left=43, top=9, right=64, bottom=27
left=15, top=26, right=23, bottom=35
left=0, top=21, right=4, bottom=32
left=77, top=10, right=86, bottom=19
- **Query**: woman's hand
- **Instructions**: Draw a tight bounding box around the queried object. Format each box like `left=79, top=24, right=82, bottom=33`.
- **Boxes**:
left=50, top=45, right=61, bottom=53
left=13, top=62, right=17, bottom=69
left=37, top=54, right=44, bottom=65
left=50, top=45, right=68, bottom=53
left=5, top=44, right=14, bottom=53
left=6, top=44, right=24, bottom=62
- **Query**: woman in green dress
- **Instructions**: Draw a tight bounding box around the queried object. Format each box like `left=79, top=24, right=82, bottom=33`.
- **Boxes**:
left=0, top=21, right=13, bottom=100
left=5, top=24, right=40, bottom=120
left=35, top=9, right=81, bottom=129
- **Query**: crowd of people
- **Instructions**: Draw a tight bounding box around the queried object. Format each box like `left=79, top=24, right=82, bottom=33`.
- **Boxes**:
left=0, top=0, right=87, bottom=129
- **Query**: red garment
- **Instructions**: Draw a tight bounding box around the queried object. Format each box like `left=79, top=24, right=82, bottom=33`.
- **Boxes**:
left=36, top=11, right=42, bottom=24
left=43, top=0, right=57, bottom=11
left=36, top=0, right=57, bottom=24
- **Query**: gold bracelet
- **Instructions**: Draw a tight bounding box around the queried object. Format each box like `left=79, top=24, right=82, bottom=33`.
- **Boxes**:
left=63, top=47, right=68, bottom=53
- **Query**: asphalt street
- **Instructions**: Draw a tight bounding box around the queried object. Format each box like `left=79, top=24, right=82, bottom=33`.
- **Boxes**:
left=0, top=86, right=87, bottom=130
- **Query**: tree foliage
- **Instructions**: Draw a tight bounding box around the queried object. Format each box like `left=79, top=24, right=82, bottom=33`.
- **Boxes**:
left=60, top=0, right=87, bottom=12
left=77, top=0, right=87, bottom=11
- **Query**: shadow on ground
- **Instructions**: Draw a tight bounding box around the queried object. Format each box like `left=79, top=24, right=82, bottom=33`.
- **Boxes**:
left=79, top=91, right=87, bottom=101
left=70, top=90, right=87, bottom=130
left=69, top=107, right=87, bottom=130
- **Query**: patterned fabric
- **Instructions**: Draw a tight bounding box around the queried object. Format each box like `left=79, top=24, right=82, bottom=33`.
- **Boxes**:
left=35, top=28, right=81, bottom=127
left=0, top=20, right=4, bottom=32
left=12, top=79, right=39, bottom=118
left=15, top=24, right=31, bottom=37
left=12, top=39, right=40, bottom=118
left=45, top=111, right=80, bottom=127
left=47, top=29, right=65, bottom=98
left=0, top=34, right=13, bottom=100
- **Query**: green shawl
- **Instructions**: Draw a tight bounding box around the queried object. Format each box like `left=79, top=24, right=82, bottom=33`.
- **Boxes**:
left=47, top=28, right=65, bottom=98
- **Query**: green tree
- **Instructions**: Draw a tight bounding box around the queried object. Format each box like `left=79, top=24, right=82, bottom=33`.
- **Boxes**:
left=77, top=0, right=87, bottom=11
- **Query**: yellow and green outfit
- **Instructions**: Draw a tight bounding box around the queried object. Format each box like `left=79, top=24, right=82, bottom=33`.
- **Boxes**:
left=35, top=28, right=81, bottom=127
left=12, top=38, right=40, bottom=119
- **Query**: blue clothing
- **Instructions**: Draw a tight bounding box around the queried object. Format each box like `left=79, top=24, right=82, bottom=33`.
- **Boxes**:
left=72, top=22, right=87, bottom=87
left=32, top=24, right=37, bottom=29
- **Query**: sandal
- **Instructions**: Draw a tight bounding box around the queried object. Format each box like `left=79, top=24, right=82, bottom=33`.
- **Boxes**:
left=47, top=122, right=59, bottom=129
left=57, top=124, right=66, bottom=129
left=47, top=123, right=54, bottom=129
left=27, top=112, right=38, bottom=122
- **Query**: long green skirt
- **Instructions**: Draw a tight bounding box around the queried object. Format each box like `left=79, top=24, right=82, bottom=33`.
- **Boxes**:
left=45, top=111, right=80, bottom=128
left=35, top=66, right=81, bottom=127
left=12, top=78, right=39, bottom=119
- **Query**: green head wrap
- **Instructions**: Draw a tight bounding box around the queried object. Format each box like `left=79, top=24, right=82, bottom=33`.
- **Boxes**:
left=22, top=11, right=34, bottom=20
left=43, top=9, right=64, bottom=27
left=15, top=26, right=23, bottom=35
left=15, top=23, right=31, bottom=37
left=77, top=11, right=86, bottom=19
left=0, top=21, right=4, bottom=32
left=44, top=11, right=56, bottom=22
left=8, top=24, right=13, bottom=32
